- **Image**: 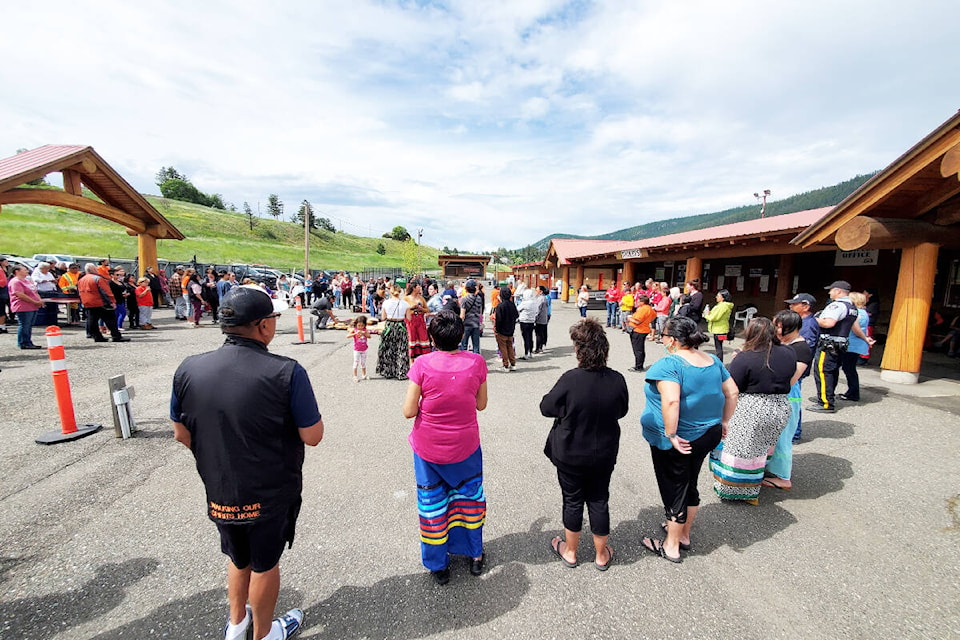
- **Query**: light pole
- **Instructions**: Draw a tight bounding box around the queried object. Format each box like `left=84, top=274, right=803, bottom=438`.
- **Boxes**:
left=753, top=189, right=771, bottom=218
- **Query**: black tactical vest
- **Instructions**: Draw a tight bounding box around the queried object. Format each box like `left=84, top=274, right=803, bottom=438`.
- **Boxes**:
left=823, top=299, right=858, bottom=339
left=173, top=335, right=304, bottom=523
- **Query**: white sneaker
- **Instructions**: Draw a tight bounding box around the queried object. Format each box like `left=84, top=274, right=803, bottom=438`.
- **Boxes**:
left=271, top=608, right=304, bottom=639
left=509, top=364, right=516, bottom=370
left=223, top=605, right=252, bottom=640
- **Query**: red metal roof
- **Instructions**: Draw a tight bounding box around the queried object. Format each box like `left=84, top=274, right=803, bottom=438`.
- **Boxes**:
left=554, top=207, right=835, bottom=262
left=0, top=145, right=88, bottom=185
left=549, top=238, right=631, bottom=265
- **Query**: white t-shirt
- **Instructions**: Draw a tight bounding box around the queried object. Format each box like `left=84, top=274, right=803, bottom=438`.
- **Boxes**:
left=382, top=297, right=410, bottom=320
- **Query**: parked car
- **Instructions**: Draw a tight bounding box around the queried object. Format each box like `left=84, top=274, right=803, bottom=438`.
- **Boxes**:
left=33, top=253, right=75, bottom=265
left=586, top=288, right=607, bottom=310
left=6, top=256, right=39, bottom=271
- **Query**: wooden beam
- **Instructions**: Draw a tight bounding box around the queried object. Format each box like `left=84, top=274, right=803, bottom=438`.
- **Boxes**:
left=835, top=216, right=960, bottom=250
left=797, top=128, right=960, bottom=247
left=62, top=169, right=82, bottom=195
left=941, top=143, right=960, bottom=178
left=774, top=254, right=794, bottom=303
left=0, top=188, right=147, bottom=234
left=881, top=243, right=938, bottom=377
left=685, top=257, right=702, bottom=284
left=906, top=174, right=960, bottom=217
left=137, top=233, right=159, bottom=276
left=561, top=266, right=570, bottom=302
left=933, top=199, right=960, bottom=225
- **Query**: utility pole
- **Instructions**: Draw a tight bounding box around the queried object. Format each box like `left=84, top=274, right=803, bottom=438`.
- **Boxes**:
left=304, top=202, right=310, bottom=281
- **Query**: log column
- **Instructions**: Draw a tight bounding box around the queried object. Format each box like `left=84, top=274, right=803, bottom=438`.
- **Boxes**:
left=575, top=265, right=585, bottom=292
left=137, top=233, right=159, bottom=277
left=562, top=266, right=571, bottom=302
left=774, top=254, right=794, bottom=303
left=685, top=257, right=703, bottom=285
left=880, top=242, right=939, bottom=384
left=622, top=261, right=635, bottom=287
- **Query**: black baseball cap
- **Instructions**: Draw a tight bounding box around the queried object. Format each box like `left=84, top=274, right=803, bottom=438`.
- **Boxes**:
left=219, top=286, right=277, bottom=326
left=825, top=280, right=852, bottom=291
left=785, top=293, right=816, bottom=305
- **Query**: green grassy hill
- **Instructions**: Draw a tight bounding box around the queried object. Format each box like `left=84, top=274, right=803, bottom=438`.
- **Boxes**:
left=0, top=194, right=437, bottom=272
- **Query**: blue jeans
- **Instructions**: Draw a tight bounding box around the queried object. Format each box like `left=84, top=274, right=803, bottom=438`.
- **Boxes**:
left=605, top=302, right=618, bottom=326
left=460, top=326, right=481, bottom=353
left=579, top=306, right=587, bottom=318
left=16, top=310, right=37, bottom=348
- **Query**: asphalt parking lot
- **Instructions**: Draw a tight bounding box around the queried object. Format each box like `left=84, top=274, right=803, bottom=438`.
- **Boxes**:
left=1, top=302, right=958, bottom=639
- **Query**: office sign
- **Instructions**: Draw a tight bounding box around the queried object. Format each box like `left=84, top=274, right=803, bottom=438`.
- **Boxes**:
left=834, top=250, right=879, bottom=266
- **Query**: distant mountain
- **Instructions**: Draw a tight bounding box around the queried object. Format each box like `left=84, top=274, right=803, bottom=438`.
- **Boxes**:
left=529, top=173, right=877, bottom=251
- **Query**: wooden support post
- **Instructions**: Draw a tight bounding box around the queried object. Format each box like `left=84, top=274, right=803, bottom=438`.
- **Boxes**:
left=137, top=233, right=158, bottom=277
left=622, top=261, right=635, bottom=287
left=562, top=266, right=571, bottom=302
left=575, top=265, right=585, bottom=292
left=775, top=254, right=794, bottom=303
left=62, top=169, right=82, bottom=196
left=685, top=257, right=703, bottom=285
left=880, top=242, right=939, bottom=384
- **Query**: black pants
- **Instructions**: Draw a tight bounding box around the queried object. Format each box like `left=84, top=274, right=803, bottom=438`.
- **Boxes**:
left=127, top=302, right=140, bottom=328
left=713, top=335, right=725, bottom=363
left=555, top=463, right=615, bottom=535
left=812, top=345, right=843, bottom=409
left=520, top=322, right=535, bottom=356
left=840, top=351, right=861, bottom=401
left=649, top=424, right=722, bottom=523
left=86, top=306, right=121, bottom=341
left=630, top=330, right=648, bottom=368
left=534, top=323, right=547, bottom=351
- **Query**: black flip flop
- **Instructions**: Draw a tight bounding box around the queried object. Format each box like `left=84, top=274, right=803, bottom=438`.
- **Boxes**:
left=660, top=522, right=691, bottom=550
left=595, top=545, right=614, bottom=572
left=642, top=537, right=682, bottom=564
left=551, top=536, right=577, bottom=568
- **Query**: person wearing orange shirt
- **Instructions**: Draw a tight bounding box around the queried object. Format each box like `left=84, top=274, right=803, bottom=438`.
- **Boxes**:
left=57, top=263, right=82, bottom=324
left=627, top=294, right=657, bottom=372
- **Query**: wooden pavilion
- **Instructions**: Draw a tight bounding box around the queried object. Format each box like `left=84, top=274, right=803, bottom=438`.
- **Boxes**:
left=793, top=110, right=960, bottom=383
left=0, top=145, right=183, bottom=274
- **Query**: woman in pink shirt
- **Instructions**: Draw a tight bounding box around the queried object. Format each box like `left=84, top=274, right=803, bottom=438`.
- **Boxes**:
left=402, top=310, right=488, bottom=585
left=8, top=265, right=43, bottom=349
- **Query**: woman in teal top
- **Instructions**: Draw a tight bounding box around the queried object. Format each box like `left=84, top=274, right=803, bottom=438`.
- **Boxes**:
left=640, top=317, right=739, bottom=563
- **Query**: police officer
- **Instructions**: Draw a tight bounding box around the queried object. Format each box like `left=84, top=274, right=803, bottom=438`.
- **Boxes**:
left=171, top=285, right=323, bottom=640
left=808, top=280, right=873, bottom=413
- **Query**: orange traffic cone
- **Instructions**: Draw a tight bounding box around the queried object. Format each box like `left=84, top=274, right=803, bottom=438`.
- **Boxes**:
left=36, top=327, right=102, bottom=444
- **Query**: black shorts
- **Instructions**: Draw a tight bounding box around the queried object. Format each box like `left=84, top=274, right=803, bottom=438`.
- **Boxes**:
left=215, top=501, right=301, bottom=573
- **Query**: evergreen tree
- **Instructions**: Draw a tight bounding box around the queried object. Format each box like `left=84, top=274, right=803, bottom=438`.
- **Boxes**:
left=243, top=201, right=256, bottom=231
left=266, top=194, right=283, bottom=218
left=296, top=199, right=316, bottom=229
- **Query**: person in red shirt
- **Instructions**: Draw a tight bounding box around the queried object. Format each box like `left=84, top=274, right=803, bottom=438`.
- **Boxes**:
left=78, top=263, right=129, bottom=343
left=627, top=294, right=657, bottom=371
left=604, top=283, right=621, bottom=327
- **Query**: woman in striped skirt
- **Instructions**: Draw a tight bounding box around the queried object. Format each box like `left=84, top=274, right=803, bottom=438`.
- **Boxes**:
left=402, top=310, right=488, bottom=585
left=710, top=318, right=796, bottom=504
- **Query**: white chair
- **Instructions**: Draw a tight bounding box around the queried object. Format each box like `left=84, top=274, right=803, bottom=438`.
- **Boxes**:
left=734, top=306, right=758, bottom=333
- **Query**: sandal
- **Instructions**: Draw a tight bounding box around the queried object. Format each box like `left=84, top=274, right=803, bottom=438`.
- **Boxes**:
left=660, top=522, right=691, bottom=551
left=550, top=536, right=578, bottom=568
left=595, top=545, right=614, bottom=572
left=642, top=537, right=682, bottom=563
left=761, top=477, right=792, bottom=491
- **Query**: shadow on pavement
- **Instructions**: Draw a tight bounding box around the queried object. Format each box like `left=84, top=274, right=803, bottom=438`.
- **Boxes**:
left=1, top=558, right=159, bottom=640
left=795, top=420, right=855, bottom=442
left=300, top=561, right=530, bottom=639
left=89, top=586, right=303, bottom=639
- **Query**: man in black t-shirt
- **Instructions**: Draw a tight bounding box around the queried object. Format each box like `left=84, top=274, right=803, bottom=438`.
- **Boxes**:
left=172, top=286, right=324, bottom=640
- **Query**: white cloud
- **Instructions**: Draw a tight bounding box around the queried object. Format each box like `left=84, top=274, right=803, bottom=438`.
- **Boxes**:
left=1, top=0, right=958, bottom=253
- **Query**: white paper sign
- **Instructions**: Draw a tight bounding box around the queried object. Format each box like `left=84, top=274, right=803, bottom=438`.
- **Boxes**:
left=834, top=250, right=879, bottom=266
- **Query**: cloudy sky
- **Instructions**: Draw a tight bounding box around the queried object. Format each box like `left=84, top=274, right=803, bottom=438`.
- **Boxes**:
left=2, top=0, right=957, bottom=250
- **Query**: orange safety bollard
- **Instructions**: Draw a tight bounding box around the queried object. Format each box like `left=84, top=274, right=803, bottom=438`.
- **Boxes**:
left=36, top=326, right=102, bottom=445
left=292, top=298, right=310, bottom=345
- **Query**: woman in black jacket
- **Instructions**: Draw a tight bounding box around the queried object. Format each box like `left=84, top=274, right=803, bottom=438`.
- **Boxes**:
left=540, top=317, right=629, bottom=571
